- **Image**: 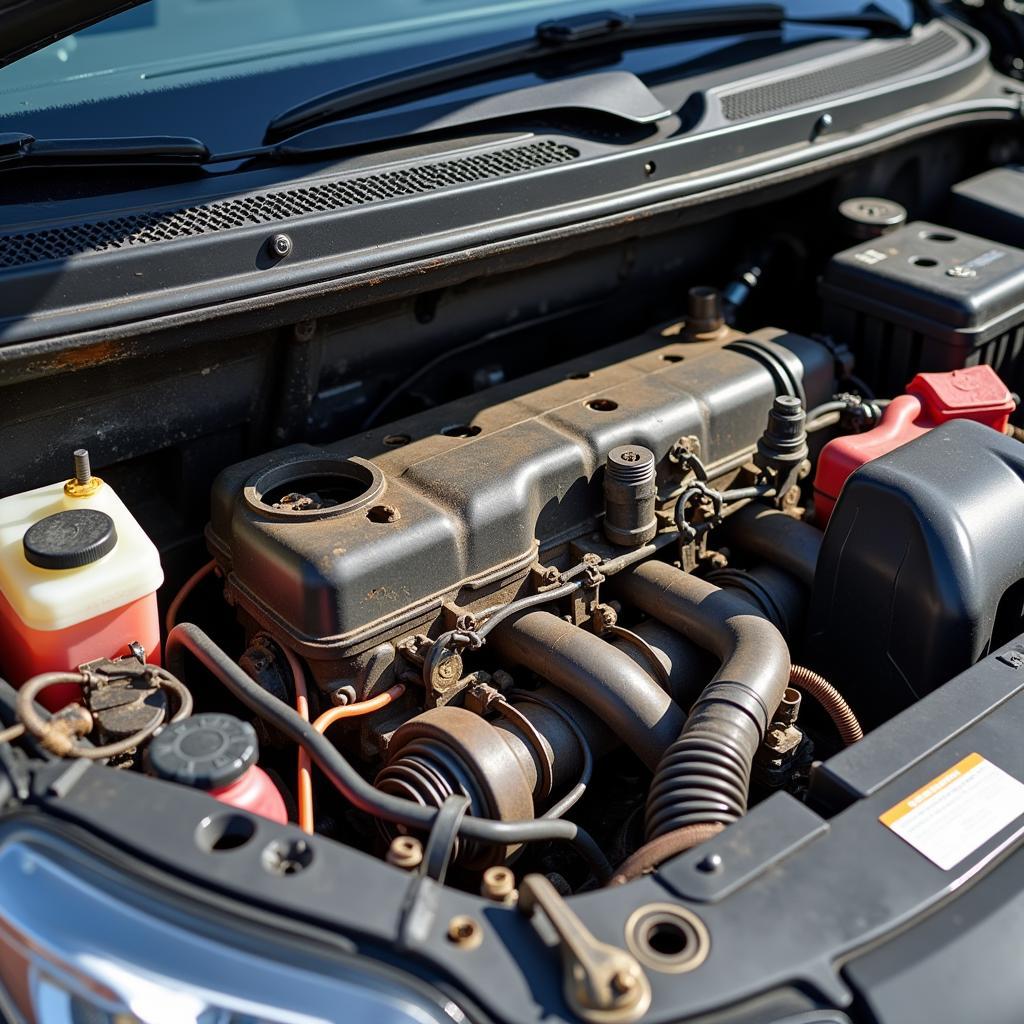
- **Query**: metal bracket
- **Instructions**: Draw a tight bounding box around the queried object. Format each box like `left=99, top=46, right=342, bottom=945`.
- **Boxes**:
left=519, top=873, right=651, bottom=1023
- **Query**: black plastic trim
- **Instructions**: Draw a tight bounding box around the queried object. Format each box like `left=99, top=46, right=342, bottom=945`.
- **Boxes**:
left=0, top=21, right=1003, bottom=347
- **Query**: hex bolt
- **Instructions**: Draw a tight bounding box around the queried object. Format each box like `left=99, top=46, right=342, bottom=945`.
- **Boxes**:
left=269, top=233, right=293, bottom=259
left=73, top=449, right=92, bottom=485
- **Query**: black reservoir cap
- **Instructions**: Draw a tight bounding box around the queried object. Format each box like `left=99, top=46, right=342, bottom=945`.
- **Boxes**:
left=147, top=713, right=258, bottom=790
left=23, top=508, right=117, bottom=570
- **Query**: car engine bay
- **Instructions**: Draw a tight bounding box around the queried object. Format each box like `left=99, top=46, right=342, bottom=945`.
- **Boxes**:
left=3, top=88, right=1024, bottom=1021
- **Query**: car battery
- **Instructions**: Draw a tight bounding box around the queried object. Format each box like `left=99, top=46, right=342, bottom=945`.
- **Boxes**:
left=820, top=221, right=1024, bottom=395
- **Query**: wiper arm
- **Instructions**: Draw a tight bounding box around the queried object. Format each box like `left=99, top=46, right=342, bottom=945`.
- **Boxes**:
left=0, top=133, right=211, bottom=169
left=0, top=70, right=669, bottom=178
left=264, top=3, right=909, bottom=143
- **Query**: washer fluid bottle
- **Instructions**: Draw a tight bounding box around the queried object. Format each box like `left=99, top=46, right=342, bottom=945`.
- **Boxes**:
left=146, top=713, right=288, bottom=824
left=0, top=450, right=164, bottom=710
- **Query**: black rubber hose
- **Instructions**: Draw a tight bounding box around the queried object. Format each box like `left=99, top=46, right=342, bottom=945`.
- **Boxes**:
left=489, top=610, right=685, bottom=771
left=728, top=504, right=822, bottom=588
left=165, top=623, right=612, bottom=881
left=614, top=562, right=791, bottom=840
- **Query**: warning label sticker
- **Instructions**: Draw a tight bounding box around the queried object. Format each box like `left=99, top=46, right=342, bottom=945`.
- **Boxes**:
left=880, top=753, right=1024, bottom=871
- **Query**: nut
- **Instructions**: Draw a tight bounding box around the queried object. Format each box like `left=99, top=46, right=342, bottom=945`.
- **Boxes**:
left=386, top=835, right=423, bottom=870
left=611, top=970, right=638, bottom=996
left=481, top=865, right=517, bottom=903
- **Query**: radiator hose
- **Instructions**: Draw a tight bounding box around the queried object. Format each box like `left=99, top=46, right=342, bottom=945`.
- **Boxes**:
left=615, top=561, right=791, bottom=840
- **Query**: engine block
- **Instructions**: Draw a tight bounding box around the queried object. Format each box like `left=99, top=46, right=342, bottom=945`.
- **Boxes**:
left=207, top=324, right=832, bottom=688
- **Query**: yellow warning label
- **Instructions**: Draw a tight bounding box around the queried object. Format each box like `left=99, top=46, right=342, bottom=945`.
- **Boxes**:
left=880, top=753, right=1024, bottom=870
left=880, top=752, right=984, bottom=826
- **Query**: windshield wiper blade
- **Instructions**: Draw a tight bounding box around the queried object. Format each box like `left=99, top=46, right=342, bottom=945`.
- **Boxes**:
left=0, top=133, right=211, bottom=169
left=264, top=3, right=909, bottom=143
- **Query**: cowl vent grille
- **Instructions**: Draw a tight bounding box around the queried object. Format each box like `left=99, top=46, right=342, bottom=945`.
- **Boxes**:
left=0, top=139, right=579, bottom=269
left=720, top=27, right=960, bottom=122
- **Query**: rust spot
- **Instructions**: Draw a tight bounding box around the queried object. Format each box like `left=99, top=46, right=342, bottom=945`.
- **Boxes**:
left=39, top=339, right=126, bottom=374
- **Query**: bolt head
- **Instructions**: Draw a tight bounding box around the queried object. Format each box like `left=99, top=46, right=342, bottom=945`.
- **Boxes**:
left=269, top=233, right=293, bottom=258
left=611, top=970, right=638, bottom=996
left=696, top=852, right=723, bottom=874
left=813, top=113, right=834, bottom=138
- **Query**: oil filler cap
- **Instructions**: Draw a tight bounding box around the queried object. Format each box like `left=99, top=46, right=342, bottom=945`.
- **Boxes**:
left=23, top=508, right=117, bottom=570
left=147, top=713, right=258, bottom=790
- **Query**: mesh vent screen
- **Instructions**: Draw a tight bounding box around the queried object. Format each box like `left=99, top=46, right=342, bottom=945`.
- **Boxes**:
left=720, top=28, right=959, bottom=122
left=0, top=140, right=578, bottom=268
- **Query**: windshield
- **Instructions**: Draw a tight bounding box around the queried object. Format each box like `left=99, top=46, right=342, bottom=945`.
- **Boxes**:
left=0, top=0, right=917, bottom=150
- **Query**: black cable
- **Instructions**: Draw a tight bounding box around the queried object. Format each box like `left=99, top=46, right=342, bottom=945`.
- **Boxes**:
left=717, top=483, right=774, bottom=503
left=477, top=579, right=581, bottom=638
left=166, top=623, right=612, bottom=882
left=805, top=399, right=851, bottom=422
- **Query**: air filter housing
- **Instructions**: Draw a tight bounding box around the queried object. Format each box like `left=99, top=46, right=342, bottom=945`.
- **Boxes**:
left=809, top=419, right=1024, bottom=728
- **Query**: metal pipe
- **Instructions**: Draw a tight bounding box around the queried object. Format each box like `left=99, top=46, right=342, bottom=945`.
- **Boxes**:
left=490, top=610, right=685, bottom=772
left=609, top=619, right=715, bottom=707
left=614, top=561, right=791, bottom=839
left=729, top=505, right=822, bottom=588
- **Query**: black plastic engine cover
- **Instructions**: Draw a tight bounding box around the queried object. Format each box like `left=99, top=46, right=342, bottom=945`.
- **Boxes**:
left=809, top=418, right=1024, bottom=726
left=207, top=327, right=831, bottom=660
left=950, top=164, right=1024, bottom=248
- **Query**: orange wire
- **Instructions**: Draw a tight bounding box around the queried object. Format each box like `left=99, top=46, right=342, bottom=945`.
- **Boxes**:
left=295, top=679, right=405, bottom=835
left=279, top=645, right=314, bottom=836
left=311, top=685, right=405, bottom=735
left=165, top=560, right=217, bottom=636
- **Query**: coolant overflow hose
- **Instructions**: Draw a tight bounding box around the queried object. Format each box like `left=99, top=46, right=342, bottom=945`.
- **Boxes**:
left=614, top=562, right=791, bottom=840
left=165, top=623, right=612, bottom=882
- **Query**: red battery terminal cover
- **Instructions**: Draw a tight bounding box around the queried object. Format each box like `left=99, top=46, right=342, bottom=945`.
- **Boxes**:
left=813, top=365, right=1015, bottom=525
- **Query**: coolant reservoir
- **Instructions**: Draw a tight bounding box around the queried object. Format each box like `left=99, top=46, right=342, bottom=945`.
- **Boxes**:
left=0, top=451, right=163, bottom=710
